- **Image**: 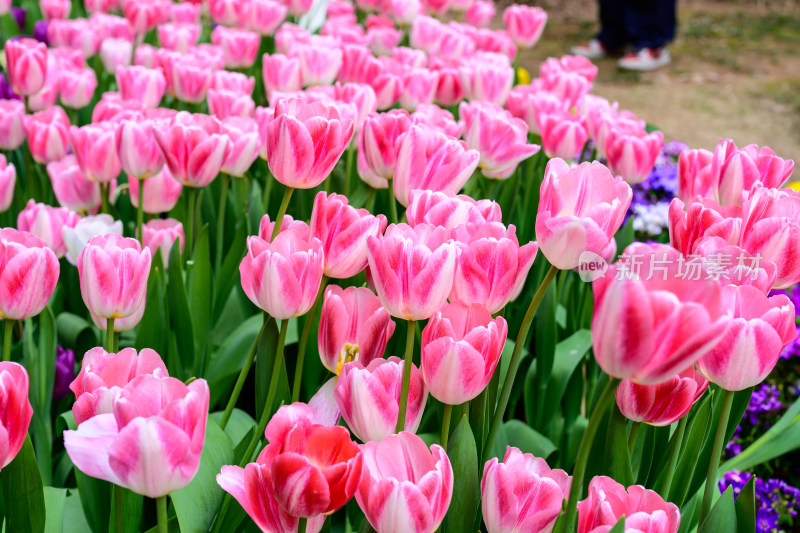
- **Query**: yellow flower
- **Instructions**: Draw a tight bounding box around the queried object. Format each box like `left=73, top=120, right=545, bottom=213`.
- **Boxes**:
left=516, top=67, right=531, bottom=86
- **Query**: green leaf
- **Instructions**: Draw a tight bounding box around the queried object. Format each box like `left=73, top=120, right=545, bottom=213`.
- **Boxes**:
left=542, top=329, right=592, bottom=422
left=442, top=416, right=479, bottom=533
left=55, top=313, right=98, bottom=357
left=699, top=485, right=736, bottom=533
left=190, top=226, right=212, bottom=376
left=1, top=13, right=20, bottom=39
left=614, top=217, right=635, bottom=259
left=607, top=516, right=626, bottom=533
left=213, top=222, right=247, bottom=320
left=211, top=409, right=256, bottom=450
left=255, top=316, right=290, bottom=421
left=604, top=404, right=634, bottom=487
left=167, top=242, right=195, bottom=378
left=501, top=420, right=556, bottom=459
left=62, top=489, right=92, bottom=533
left=532, top=280, right=557, bottom=427
left=172, top=418, right=234, bottom=533
left=669, top=394, right=712, bottom=507
left=109, top=488, right=143, bottom=533
left=142, top=516, right=181, bottom=533
left=207, top=315, right=263, bottom=408
left=734, top=475, right=756, bottom=533
left=43, top=487, right=66, bottom=533
left=1, top=435, right=46, bottom=533
left=135, top=254, right=167, bottom=355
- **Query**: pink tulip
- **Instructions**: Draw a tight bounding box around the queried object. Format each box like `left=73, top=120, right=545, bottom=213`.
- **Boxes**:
left=605, top=127, right=664, bottom=184
left=411, top=104, right=464, bottom=138
left=123, top=0, right=164, bottom=35
left=168, top=2, right=200, bottom=23
left=258, top=214, right=310, bottom=243
left=128, top=165, right=183, bottom=214
left=538, top=111, right=589, bottom=161
left=698, top=285, right=796, bottom=391
left=142, top=219, right=184, bottom=266
left=593, top=243, right=728, bottom=384
left=463, top=57, right=515, bottom=106
left=677, top=148, right=715, bottom=204
left=357, top=109, right=412, bottom=189
left=297, top=44, right=343, bottom=87
left=310, top=191, right=387, bottom=278
left=47, top=156, right=100, bottom=214
left=40, top=0, right=71, bottom=20
left=431, top=63, right=465, bottom=108
left=421, top=302, right=506, bottom=405
left=99, top=38, right=133, bottom=74
left=536, top=158, right=632, bottom=270
left=220, top=117, right=259, bottom=177
left=70, top=123, right=121, bottom=185
left=367, top=223, right=457, bottom=320
left=616, top=366, right=708, bottom=426
left=77, top=234, right=151, bottom=320
left=285, top=0, right=313, bottom=17
left=212, top=71, right=255, bottom=95
left=154, top=112, right=230, bottom=188
left=0, top=362, right=33, bottom=469
left=211, top=27, right=261, bottom=70
left=712, top=138, right=795, bottom=206
left=65, top=374, right=208, bottom=498
left=466, top=1, right=496, bottom=27
left=266, top=98, right=354, bottom=189
left=694, top=237, right=777, bottom=294
left=399, top=68, right=437, bottom=111
left=0, top=155, right=16, bottom=212
left=0, top=228, right=60, bottom=320
left=92, top=92, right=144, bottom=123
left=0, top=100, right=26, bottom=151
left=63, top=215, right=123, bottom=266
left=208, top=0, right=246, bottom=25
left=208, top=89, right=255, bottom=120
left=590, top=112, right=645, bottom=160
left=26, top=56, right=60, bottom=112
left=70, top=347, right=168, bottom=425
left=157, top=23, right=200, bottom=52
left=578, top=476, right=680, bottom=533
left=538, top=72, right=592, bottom=111
left=239, top=230, right=324, bottom=320
left=407, top=189, right=502, bottom=231
left=58, top=67, right=97, bottom=110
left=667, top=197, right=741, bottom=258
left=503, top=5, right=547, bottom=48
left=357, top=432, right=453, bottom=533
left=171, top=60, right=214, bottom=104
left=25, top=106, right=70, bottom=164
left=368, top=26, right=403, bottom=57
left=461, top=101, right=540, bottom=179
left=4, top=38, right=48, bottom=96
left=83, top=0, right=117, bottom=13
left=393, top=125, right=480, bottom=207
left=248, top=0, right=287, bottom=35
left=17, top=200, right=81, bottom=258
left=262, top=54, right=303, bottom=102
left=116, top=66, right=166, bottom=109
left=114, top=119, right=165, bottom=179
left=482, top=447, right=571, bottom=533
left=318, top=285, right=396, bottom=374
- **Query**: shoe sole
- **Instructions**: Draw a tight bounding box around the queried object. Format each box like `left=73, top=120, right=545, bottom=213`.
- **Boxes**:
left=617, top=58, right=671, bottom=71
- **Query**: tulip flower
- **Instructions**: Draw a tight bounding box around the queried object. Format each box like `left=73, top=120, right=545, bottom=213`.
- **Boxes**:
left=539, top=71, right=592, bottom=111
left=421, top=302, right=507, bottom=405
left=0, top=229, right=60, bottom=320
left=240, top=230, right=324, bottom=320
left=310, top=192, right=388, bottom=278
left=466, top=1, right=496, bottom=27
left=169, top=3, right=201, bottom=23
left=65, top=374, right=209, bottom=498
left=693, top=237, right=777, bottom=294
left=697, top=285, right=796, bottom=391
left=219, top=117, right=259, bottom=178
left=367, top=223, right=457, bottom=320
left=266, top=98, right=354, bottom=189
left=249, top=0, right=288, bottom=35
left=357, top=432, right=453, bottom=533
left=536, top=158, right=632, bottom=270
left=27, top=56, right=60, bottom=112
left=538, top=111, right=589, bottom=161
left=462, top=57, right=515, bottom=106
left=677, top=148, right=715, bottom=204
left=116, top=65, right=166, bottom=109
left=605, top=127, right=664, bottom=184
left=142, top=219, right=185, bottom=266
left=592, top=243, right=729, bottom=384
left=666, top=197, right=741, bottom=258
left=171, top=60, right=214, bottom=104
left=208, top=0, right=246, bottom=25
left=318, top=286, right=396, bottom=374
left=262, top=54, right=303, bottom=101
left=77, top=234, right=152, bottom=320
left=208, top=89, right=255, bottom=120
left=411, top=104, right=464, bottom=138
left=357, top=109, right=412, bottom=189
left=128, top=166, right=183, bottom=215
left=0, top=100, right=26, bottom=151
left=114, top=119, right=165, bottom=179
left=58, top=67, right=97, bottom=110
left=99, top=38, right=133, bottom=74
left=212, top=26, right=261, bottom=69
left=154, top=112, right=231, bottom=188
left=460, top=100, right=540, bottom=179
left=399, top=68, right=437, bottom=111
left=123, top=0, right=164, bottom=35
left=89, top=297, right=146, bottom=334
left=616, top=366, right=708, bottom=426
left=258, top=214, right=311, bottom=242
left=17, top=200, right=80, bottom=259
left=158, top=23, right=201, bottom=53
left=4, top=38, right=48, bottom=96
left=503, top=5, right=547, bottom=48
left=70, top=347, right=169, bottom=425
left=0, top=362, right=33, bottom=468
left=63, top=215, right=124, bottom=265
left=25, top=106, right=70, bottom=164
left=393, top=125, right=480, bottom=207
left=0, top=155, right=16, bottom=213
left=712, top=139, right=795, bottom=206
left=212, top=71, right=255, bottom=95
left=40, top=0, right=71, bottom=20
left=407, top=189, right=502, bottom=231
left=482, top=447, right=572, bottom=533
left=70, top=123, right=122, bottom=185
left=577, top=477, right=680, bottom=533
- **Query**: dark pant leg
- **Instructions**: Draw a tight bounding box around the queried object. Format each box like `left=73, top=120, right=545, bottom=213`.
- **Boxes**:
left=596, top=0, right=630, bottom=49
left=623, top=0, right=677, bottom=49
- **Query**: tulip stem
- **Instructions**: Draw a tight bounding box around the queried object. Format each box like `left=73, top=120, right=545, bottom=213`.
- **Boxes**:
left=628, top=422, right=641, bottom=455
left=215, top=174, right=230, bottom=272
left=556, top=377, right=621, bottom=533
left=387, top=184, right=398, bottom=224
left=292, top=276, right=328, bottom=403
left=483, top=264, right=559, bottom=462
left=137, top=178, right=145, bottom=243
left=271, top=186, right=294, bottom=241
left=699, top=388, right=735, bottom=525
left=186, top=187, right=196, bottom=259
left=113, top=485, right=123, bottom=533
left=297, top=517, right=307, bottom=533
left=219, top=313, right=268, bottom=431
left=156, top=495, right=168, bottom=533
left=660, top=415, right=688, bottom=500
left=395, top=319, right=417, bottom=433
left=3, top=319, right=13, bottom=362
left=344, top=142, right=355, bottom=197
left=441, top=404, right=453, bottom=451
left=106, top=318, right=114, bottom=352
left=101, top=183, right=109, bottom=214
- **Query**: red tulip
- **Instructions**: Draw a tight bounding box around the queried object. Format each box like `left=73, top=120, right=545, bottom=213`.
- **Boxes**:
left=0, top=362, right=33, bottom=469
left=616, top=366, right=708, bottom=426
left=0, top=228, right=60, bottom=320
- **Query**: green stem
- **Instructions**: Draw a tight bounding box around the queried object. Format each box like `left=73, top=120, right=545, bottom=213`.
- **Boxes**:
left=114, top=484, right=123, bottom=533
left=557, top=377, right=621, bottom=533
left=441, top=404, right=453, bottom=451
left=106, top=318, right=115, bottom=352
left=186, top=187, right=197, bottom=258
left=660, top=415, right=689, bottom=500
left=387, top=182, right=398, bottom=224
left=344, top=142, right=355, bottom=197
left=137, top=178, right=145, bottom=243
left=292, top=276, right=328, bottom=403
left=100, top=183, right=109, bottom=214
left=215, top=174, right=231, bottom=272
left=262, top=169, right=274, bottom=213
left=483, top=264, right=559, bottom=461
left=628, top=422, right=641, bottom=455
left=156, top=495, right=168, bottom=533
left=219, top=314, right=268, bottom=430
left=271, top=186, right=294, bottom=241
left=3, top=319, right=12, bottom=362
left=358, top=517, right=375, bottom=533
left=699, top=389, right=735, bottom=524
left=395, top=319, right=416, bottom=433
left=297, top=517, right=307, bottom=533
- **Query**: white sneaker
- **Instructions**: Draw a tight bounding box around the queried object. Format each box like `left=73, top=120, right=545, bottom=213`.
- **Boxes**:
left=618, top=48, right=671, bottom=71
left=571, top=39, right=606, bottom=60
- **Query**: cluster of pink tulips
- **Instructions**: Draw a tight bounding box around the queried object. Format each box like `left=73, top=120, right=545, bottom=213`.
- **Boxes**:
left=0, top=0, right=797, bottom=532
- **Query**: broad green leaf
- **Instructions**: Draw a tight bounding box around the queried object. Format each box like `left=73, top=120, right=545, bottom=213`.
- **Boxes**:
left=135, top=253, right=167, bottom=355
left=699, top=485, right=736, bottom=533
left=614, top=217, right=635, bottom=260
left=607, top=517, right=626, bottom=533
left=677, top=491, right=701, bottom=533
left=734, top=475, right=756, bottom=533
left=109, top=488, right=143, bottom=533
left=669, top=395, right=712, bottom=506
left=167, top=241, right=194, bottom=379
left=255, top=316, right=290, bottom=420
left=190, top=226, right=212, bottom=376
left=213, top=222, right=247, bottom=320
left=502, top=420, right=556, bottom=459
left=1, top=435, right=46, bottom=533
left=208, top=315, right=262, bottom=408
left=442, top=416, right=479, bottom=533
left=723, top=397, right=800, bottom=473
left=62, top=489, right=92, bottom=533
left=55, top=313, right=98, bottom=357
left=541, top=329, right=592, bottom=434
left=532, top=280, right=557, bottom=428
left=172, top=418, right=234, bottom=532
left=212, top=409, right=257, bottom=450
left=604, top=405, right=634, bottom=487
left=44, top=487, right=66, bottom=533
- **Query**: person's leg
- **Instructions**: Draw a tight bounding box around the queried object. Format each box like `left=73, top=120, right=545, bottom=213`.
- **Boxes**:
left=596, top=0, right=629, bottom=49
left=624, top=0, right=677, bottom=50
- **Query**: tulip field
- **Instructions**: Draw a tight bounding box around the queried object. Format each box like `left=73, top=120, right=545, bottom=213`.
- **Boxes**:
left=1, top=0, right=800, bottom=532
